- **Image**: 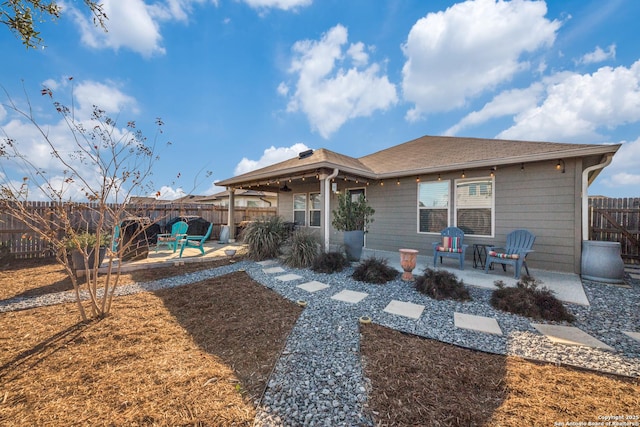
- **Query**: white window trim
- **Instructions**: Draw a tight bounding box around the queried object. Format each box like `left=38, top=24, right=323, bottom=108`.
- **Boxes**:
left=293, top=193, right=307, bottom=226
left=417, top=180, right=451, bottom=234
left=453, top=176, right=495, bottom=237
left=309, top=192, right=321, bottom=228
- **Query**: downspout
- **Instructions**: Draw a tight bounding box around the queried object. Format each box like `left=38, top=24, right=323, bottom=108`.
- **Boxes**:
left=582, top=154, right=614, bottom=240
left=259, top=197, right=272, bottom=207
left=324, top=168, right=340, bottom=252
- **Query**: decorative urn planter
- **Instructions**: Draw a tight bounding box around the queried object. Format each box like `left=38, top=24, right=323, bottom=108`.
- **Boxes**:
left=399, top=248, right=419, bottom=281
left=581, top=240, right=625, bottom=284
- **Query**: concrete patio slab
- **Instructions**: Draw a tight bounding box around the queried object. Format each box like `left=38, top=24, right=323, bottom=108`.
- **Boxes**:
left=362, top=248, right=589, bottom=306
left=454, top=312, right=503, bottom=335
left=263, top=266, right=286, bottom=274
left=331, top=290, right=368, bottom=304
left=257, top=260, right=278, bottom=266
left=298, top=281, right=330, bottom=293
left=276, top=273, right=303, bottom=282
left=383, top=300, right=425, bottom=320
left=623, top=331, right=640, bottom=342
left=532, top=323, right=613, bottom=350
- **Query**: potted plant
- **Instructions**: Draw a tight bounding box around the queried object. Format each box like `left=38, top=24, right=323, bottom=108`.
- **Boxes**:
left=332, top=191, right=375, bottom=261
left=64, top=231, right=110, bottom=272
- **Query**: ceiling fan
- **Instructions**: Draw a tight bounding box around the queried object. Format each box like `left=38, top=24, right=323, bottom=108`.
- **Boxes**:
left=280, top=184, right=292, bottom=192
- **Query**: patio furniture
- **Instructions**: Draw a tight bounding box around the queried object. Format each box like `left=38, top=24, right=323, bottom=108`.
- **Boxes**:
left=432, top=226, right=468, bottom=270
left=484, top=229, right=535, bottom=278
left=111, top=224, right=120, bottom=253
left=156, top=221, right=188, bottom=253
left=179, top=223, right=213, bottom=257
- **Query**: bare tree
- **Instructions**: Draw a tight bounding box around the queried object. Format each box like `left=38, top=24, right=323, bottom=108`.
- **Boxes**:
left=0, top=80, right=173, bottom=321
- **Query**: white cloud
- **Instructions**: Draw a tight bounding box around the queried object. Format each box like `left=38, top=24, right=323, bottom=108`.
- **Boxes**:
left=242, top=0, right=312, bottom=11
left=66, top=0, right=165, bottom=57
left=598, top=137, right=640, bottom=191
left=578, top=44, right=616, bottom=65
left=497, top=60, right=640, bottom=141
left=277, top=82, right=289, bottom=96
left=1, top=79, right=144, bottom=202
left=445, top=83, right=544, bottom=135
left=234, top=143, right=310, bottom=175
left=401, top=0, right=560, bottom=121
left=284, top=24, right=397, bottom=139
left=154, top=185, right=187, bottom=200
left=74, top=80, right=139, bottom=116
left=0, top=104, right=6, bottom=122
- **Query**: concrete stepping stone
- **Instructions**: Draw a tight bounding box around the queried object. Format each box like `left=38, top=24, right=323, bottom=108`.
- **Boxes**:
left=331, top=290, right=368, bottom=304
left=276, top=273, right=303, bottom=282
left=383, top=300, right=425, bottom=320
left=454, top=312, right=503, bottom=335
left=623, top=331, right=640, bottom=342
left=532, top=323, right=613, bottom=350
left=263, top=266, right=286, bottom=274
left=257, top=260, right=278, bottom=266
left=297, top=281, right=330, bottom=293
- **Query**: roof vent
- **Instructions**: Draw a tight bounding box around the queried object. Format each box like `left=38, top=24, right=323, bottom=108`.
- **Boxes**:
left=298, top=149, right=314, bottom=159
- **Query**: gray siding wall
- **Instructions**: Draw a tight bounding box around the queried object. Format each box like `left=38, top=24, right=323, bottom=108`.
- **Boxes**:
left=364, top=161, right=581, bottom=273
left=276, top=159, right=584, bottom=273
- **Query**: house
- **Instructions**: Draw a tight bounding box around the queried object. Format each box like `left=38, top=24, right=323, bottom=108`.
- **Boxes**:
left=204, top=189, right=277, bottom=208
left=170, top=190, right=276, bottom=207
left=215, top=135, right=620, bottom=274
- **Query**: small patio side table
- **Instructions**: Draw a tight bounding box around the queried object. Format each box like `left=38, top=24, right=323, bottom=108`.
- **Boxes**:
left=473, top=244, right=491, bottom=269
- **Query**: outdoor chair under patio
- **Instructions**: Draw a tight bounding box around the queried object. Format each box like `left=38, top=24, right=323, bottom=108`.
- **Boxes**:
left=155, top=221, right=188, bottom=253
left=179, top=223, right=213, bottom=257
left=484, top=229, right=536, bottom=278
left=432, top=226, right=468, bottom=270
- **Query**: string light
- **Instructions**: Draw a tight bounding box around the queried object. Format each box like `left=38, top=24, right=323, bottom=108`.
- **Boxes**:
left=461, top=170, right=466, bottom=178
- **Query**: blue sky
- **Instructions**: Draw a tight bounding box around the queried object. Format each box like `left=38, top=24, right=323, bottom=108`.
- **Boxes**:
left=1, top=0, right=639, bottom=199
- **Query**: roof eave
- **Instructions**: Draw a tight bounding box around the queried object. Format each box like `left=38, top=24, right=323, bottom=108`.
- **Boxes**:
left=376, top=144, right=622, bottom=179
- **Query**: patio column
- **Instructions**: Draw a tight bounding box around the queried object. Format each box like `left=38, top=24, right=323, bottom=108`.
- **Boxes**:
left=227, top=188, right=236, bottom=240
left=323, top=169, right=339, bottom=252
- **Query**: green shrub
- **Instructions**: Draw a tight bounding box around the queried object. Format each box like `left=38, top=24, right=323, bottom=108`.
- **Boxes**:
left=352, top=256, right=398, bottom=284
left=243, top=216, right=287, bottom=261
left=490, top=276, right=575, bottom=322
left=312, top=251, right=350, bottom=273
left=415, top=268, right=471, bottom=301
left=283, top=229, right=320, bottom=268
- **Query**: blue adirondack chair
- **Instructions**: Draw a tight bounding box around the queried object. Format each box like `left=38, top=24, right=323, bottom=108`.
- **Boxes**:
left=179, top=223, right=213, bottom=257
left=485, top=229, right=536, bottom=278
left=156, top=221, right=189, bottom=253
left=111, top=224, right=120, bottom=253
left=432, top=226, right=468, bottom=270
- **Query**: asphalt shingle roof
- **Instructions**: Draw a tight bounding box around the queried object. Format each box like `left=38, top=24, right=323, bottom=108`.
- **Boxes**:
left=215, top=135, right=620, bottom=186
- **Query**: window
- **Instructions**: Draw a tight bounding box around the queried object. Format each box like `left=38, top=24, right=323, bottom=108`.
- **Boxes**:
left=418, top=181, right=450, bottom=233
left=309, top=193, right=321, bottom=227
left=293, top=194, right=306, bottom=226
left=455, top=178, right=493, bottom=236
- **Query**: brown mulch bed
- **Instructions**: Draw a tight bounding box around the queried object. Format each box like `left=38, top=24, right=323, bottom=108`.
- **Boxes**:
left=361, top=323, right=640, bottom=426
left=0, top=259, right=302, bottom=426
left=0, top=256, right=240, bottom=301
left=1, top=258, right=639, bottom=425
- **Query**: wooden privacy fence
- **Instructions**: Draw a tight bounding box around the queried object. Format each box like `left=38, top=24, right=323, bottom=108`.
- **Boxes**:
left=0, top=202, right=277, bottom=259
left=589, top=197, right=640, bottom=264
